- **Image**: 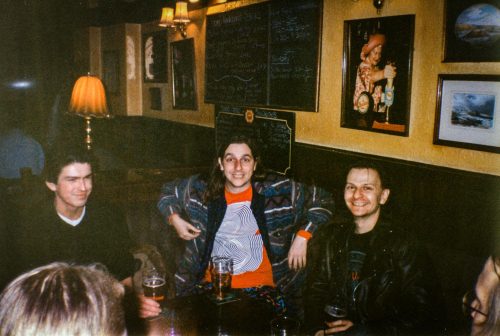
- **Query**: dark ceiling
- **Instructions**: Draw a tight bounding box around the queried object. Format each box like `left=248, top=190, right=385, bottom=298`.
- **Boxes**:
left=0, top=0, right=232, bottom=138
left=88, top=0, right=222, bottom=26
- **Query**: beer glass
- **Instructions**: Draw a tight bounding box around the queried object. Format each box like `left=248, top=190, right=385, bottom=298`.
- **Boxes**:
left=324, top=304, right=347, bottom=323
left=270, top=316, right=300, bottom=336
left=142, top=267, right=166, bottom=306
left=210, top=256, right=233, bottom=300
left=323, top=295, right=348, bottom=335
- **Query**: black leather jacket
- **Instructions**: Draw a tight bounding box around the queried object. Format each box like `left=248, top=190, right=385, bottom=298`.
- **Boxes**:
left=304, top=220, right=443, bottom=335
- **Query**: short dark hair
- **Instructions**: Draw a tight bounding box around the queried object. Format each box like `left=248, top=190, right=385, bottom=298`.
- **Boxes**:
left=0, top=262, right=126, bottom=336
left=346, top=160, right=390, bottom=189
left=44, top=144, right=95, bottom=184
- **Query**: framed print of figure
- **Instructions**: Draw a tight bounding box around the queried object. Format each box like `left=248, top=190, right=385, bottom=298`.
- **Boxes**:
left=341, top=15, right=415, bottom=136
left=443, top=0, right=500, bottom=62
left=142, top=31, right=168, bottom=83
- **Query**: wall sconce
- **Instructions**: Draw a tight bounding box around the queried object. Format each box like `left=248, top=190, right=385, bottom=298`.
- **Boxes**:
left=352, top=0, right=385, bottom=14
left=159, top=1, right=190, bottom=38
left=373, top=0, right=384, bottom=14
left=68, top=74, right=110, bottom=150
left=159, top=7, right=175, bottom=28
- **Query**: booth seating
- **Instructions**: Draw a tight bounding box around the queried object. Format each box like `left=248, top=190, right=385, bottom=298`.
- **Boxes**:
left=90, top=117, right=500, bottom=334
left=3, top=115, right=497, bottom=335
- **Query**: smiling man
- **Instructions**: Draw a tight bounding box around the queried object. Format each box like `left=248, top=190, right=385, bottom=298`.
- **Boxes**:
left=9, top=145, right=135, bottom=286
left=304, top=161, right=443, bottom=335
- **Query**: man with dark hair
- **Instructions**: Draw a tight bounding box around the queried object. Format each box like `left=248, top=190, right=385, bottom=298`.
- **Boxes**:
left=9, top=144, right=134, bottom=286
left=304, top=161, right=443, bottom=335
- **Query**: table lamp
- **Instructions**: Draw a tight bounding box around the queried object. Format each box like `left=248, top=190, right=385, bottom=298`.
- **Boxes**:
left=68, top=74, right=110, bottom=150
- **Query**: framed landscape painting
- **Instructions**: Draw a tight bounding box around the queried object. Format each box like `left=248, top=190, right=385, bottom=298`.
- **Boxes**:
left=434, top=74, right=500, bottom=153
left=443, top=0, right=500, bottom=62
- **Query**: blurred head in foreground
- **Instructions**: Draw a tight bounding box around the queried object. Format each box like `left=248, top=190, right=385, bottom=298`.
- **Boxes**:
left=0, top=262, right=126, bottom=336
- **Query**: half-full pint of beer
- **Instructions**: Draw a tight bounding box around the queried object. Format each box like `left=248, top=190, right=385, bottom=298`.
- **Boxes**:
left=212, top=271, right=231, bottom=300
left=143, top=276, right=166, bottom=304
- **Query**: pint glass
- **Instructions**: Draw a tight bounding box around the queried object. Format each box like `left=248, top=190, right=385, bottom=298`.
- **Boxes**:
left=142, top=267, right=166, bottom=306
left=210, top=256, right=233, bottom=300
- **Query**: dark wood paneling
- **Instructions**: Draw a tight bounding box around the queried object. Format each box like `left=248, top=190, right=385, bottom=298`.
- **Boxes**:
left=292, top=143, right=499, bottom=258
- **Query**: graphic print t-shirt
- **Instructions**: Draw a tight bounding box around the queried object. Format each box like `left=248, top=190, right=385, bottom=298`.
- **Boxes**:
left=210, top=186, right=274, bottom=288
left=347, top=231, right=372, bottom=304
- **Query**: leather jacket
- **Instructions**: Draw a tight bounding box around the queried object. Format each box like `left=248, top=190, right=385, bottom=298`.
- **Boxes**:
left=304, top=220, right=443, bottom=335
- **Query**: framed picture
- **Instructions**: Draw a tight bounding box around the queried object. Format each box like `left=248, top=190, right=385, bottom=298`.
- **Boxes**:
left=171, top=38, right=197, bottom=110
left=102, top=51, right=120, bottom=94
left=434, top=74, right=500, bottom=153
left=142, top=31, right=168, bottom=83
left=341, top=15, right=415, bottom=136
left=443, top=0, right=500, bottom=62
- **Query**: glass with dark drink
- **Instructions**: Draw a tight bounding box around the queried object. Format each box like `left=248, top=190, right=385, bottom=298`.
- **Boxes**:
left=210, top=256, right=233, bottom=300
left=323, top=294, right=348, bottom=335
left=142, top=268, right=166, bottom=306
left=324, top=304, right=347, bottom=323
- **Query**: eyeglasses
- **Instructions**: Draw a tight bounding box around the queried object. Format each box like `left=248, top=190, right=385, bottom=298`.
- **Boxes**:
left=462, top=290, right=488, bottom=318
left=493, top=257, right=500, bottom=279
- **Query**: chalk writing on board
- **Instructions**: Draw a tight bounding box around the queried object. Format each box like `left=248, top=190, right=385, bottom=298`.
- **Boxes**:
left=205, top=0, right=321, bottom=112
left=205, top=4, right=268, bottom=105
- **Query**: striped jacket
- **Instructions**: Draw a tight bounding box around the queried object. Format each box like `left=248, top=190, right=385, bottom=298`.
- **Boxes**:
left=157, top=172, right=334, bottom=307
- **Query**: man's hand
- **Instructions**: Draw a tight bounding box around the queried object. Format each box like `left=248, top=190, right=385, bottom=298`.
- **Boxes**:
left=137, top=294, right=162, bottom=318
left=169, top=214, right=201, bottom=240
left=323, top=319, right=354, bottom=335
left=288, top=235, right=308, bottom=270
left=383, top=64, right=397, bottom=79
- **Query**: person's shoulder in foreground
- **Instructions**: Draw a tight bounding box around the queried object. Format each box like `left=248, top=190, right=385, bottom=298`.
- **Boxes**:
left=0, top=262, right=126, bottom=336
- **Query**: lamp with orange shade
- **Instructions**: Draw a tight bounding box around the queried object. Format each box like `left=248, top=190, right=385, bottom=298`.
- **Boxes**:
left=68, top=74, right=110, bottom=150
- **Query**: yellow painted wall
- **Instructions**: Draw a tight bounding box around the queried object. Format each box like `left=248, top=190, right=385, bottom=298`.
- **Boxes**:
left=142, top=0, right=500, bottom=176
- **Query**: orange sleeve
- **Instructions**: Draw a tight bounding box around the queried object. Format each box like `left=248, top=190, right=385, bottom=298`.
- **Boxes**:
left=297, top=230, right=312, bottom=240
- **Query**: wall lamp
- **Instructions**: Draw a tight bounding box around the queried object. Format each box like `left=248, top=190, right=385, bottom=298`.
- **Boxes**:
left=159, top=1, right=190, bottom=38
left=352, top=0, right=385, bottom=14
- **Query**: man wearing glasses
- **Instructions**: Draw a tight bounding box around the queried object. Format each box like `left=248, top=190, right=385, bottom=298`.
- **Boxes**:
left=463, top=255, right=500, bottom=336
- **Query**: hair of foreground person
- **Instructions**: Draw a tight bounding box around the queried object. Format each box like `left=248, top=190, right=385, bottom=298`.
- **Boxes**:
left=0, top=262, right=126, bottom=336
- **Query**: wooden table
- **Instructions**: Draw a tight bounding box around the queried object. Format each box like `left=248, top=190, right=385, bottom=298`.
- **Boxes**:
left=146, top=291, right=277, bottom=336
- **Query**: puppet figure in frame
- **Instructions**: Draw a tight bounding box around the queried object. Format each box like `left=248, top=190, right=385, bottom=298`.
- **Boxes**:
left=341, top=15, right=415, bottom=136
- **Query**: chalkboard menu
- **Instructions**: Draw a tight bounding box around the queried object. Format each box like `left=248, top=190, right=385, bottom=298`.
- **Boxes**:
left=215, top=105, right=295, bottom=175
left=206, top=0, right=322, bottom=112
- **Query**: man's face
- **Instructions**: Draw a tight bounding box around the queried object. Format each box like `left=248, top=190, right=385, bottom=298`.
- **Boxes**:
left=46, top=163, right=93, bottom=215
left=471, top=257, right=499, bottom=332
left=344, top=168, right=389, bottom=223
left=218, top=143, right=256, bottom=194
